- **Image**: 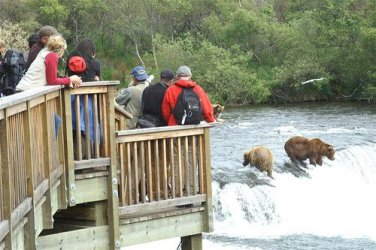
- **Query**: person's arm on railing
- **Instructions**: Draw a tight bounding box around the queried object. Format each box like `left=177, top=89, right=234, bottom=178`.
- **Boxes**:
left=115, top=88, right=132, bottom=107
left=45, top=52, right=81, bottom=88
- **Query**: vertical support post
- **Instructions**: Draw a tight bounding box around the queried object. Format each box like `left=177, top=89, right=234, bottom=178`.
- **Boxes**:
left=0, top=110, right=13, bottom=249
left=57, top=89, right=68, bottom=209
left=106, top=86, right=120, bottom=249
left=23, top=102, right=36, bottom=249
left=203, top=128, right=213, bottom=232
left=181, top=234, right=203, bottom=250
left=62, top=88, right=76, bottom=206
left=42, top=96, right=53, bottom=228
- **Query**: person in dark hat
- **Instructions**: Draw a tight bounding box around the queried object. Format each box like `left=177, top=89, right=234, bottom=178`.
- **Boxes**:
left=25, top=25, right=59, bottom=72
left=139, top=69, right=175, bottom=127
left=23, top=33, right=39, bottom=62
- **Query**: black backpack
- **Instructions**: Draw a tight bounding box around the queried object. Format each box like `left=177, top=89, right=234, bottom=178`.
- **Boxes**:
left=0, top=49, right=25, bottom=96
left=173, top=87, right=203, bottom=125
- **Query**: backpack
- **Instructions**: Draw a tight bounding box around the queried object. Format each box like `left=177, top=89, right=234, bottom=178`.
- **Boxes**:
left=68, top=56, right=87, bottom=73
left=0, top=49, right=25, bottom=96
left=173, top=87, right=203, bottom=125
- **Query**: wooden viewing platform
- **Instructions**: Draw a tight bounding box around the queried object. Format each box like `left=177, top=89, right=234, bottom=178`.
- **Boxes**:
left=0, top=81, right=214, bottom=249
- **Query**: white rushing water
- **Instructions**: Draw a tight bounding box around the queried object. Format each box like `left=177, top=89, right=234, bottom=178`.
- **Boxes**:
left=212, top=144, right=376, bottom=241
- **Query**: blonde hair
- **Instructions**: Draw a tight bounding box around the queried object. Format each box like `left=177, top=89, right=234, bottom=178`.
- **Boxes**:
left=0, top=39, right=5, bottom=48
left=47, top=35, right=67, bottom=54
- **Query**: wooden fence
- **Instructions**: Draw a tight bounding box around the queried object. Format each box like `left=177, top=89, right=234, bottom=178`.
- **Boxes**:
left=116, top=125, right=213, bottom=215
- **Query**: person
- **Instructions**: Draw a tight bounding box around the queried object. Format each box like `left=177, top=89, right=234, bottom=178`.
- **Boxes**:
left=17, top=35, right=81, bottom=91
left=161, top=66, right=215, bottom=198
left=0, top=39, right=5, bottom=60
left=23, top=33, right=39, bottom=62
left=139, top=69, right=175, bottom=199
left=161, top=65, right=215, bottom=125
left=115, top=66, right=149, bottom=129
left=66, top=38, right=100, bottom=82
left=0, top=39, right=6, bottom=79
left=67, top=38, right=101, bottom=160
left=139, top=69, right=175, bottom=127
left=25, top=25, right=59, bottom=72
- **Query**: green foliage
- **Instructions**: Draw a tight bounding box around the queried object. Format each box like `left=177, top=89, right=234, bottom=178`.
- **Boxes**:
left=0, top=21, right=28, bottom=50
left=1, top=0, right=376, bottom=104
left=27, top=0, right=69, bottom=32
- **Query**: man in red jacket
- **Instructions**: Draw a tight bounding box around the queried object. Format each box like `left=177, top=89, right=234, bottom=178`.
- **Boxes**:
left=162, top=66, right=214, bottom=200
left=161, top=65, right=215, bottom=126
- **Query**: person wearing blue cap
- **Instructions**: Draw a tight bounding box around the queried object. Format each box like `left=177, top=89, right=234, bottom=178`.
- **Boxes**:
left=115, top=65, right=150, bottom=129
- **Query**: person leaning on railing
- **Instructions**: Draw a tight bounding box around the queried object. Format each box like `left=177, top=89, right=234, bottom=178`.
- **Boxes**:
left=115, top=66, right=150, bottom=129
left=161, top=66, right=215, bottom=196
left=24, top=25, right=59, bottom=72
left=17, top=35, right=82, bottom=91
left=66, top=38, right=101, bottom=160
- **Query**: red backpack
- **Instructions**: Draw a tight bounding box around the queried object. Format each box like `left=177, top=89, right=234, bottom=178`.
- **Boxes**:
left=68, top=56, right=86, bottom=73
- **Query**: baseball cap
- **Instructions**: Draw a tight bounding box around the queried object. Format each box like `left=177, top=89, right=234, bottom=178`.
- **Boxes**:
left=160, top=69, right=174, bottom=81
left=176, top=65, right=192, bottom=76
left=130, top=66, right=148, bottom=81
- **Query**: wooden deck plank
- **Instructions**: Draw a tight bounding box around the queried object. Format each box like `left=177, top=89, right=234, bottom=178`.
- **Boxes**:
left=36, top=225, right=109, bottom=249
left=119, top=194, right=206, bottom=215
left=119, top=211, right=205, bottom=247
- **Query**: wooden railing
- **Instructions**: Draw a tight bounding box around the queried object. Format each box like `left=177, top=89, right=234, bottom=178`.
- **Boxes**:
left=1, top=81, right=213, bottom=249
left=0, top=85, right=66, bottom=248
left=62, top=81, right=120, bottom=249
left=115, top=105, right=133, bottom=131
left=62, top=82, right=119, bottom=205
left=116, top=124, right=213, bottom=217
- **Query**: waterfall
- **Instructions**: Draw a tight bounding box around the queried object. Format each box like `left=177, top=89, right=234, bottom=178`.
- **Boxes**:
left=212, top=145, right=376, bottom=240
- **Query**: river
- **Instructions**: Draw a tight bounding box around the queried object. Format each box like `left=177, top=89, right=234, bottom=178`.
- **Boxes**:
left=128, top=102, right=376, bottom=250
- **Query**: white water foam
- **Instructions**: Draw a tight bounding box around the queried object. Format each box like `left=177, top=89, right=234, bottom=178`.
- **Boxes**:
left=212, top=145, right=376, bottom=241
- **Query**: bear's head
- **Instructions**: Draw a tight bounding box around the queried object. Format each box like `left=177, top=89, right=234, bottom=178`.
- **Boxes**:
left=242, top=151, right=250, bottom=166
left=325, top=145, right=335, bottom=160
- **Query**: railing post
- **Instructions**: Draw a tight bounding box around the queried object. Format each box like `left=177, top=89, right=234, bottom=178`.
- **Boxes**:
left=41, top=95, right=53, bottom=229
left=0, top=109, right=13, bottom=249
left=181, top=233, right=203, bottom=250
left=203, top=127, right=214, bottom=232
left=62, top=88, right=76, bottom=207
left=23, top=102, right=37, bottom=249
left=106, top=85, right=120, bottom=249
left=57, top=90, right=68, bottom=209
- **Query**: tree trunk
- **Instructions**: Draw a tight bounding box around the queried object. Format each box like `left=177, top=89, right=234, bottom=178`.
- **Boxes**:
left=151, top=33, right=159, bottom=72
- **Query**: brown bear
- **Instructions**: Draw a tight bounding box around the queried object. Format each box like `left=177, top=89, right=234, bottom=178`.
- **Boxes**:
left=243, top=146, right=274, bottom=178
left=212, top=104, right=224, bottom=120
left=284, top=136, right=335, bottom=166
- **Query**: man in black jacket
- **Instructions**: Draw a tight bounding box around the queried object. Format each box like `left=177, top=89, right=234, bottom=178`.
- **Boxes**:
left=140, top=69, right=175, bottom=127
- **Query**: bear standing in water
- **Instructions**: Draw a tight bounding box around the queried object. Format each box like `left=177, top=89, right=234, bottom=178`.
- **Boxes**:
left=284, top=136, right=335, bottom=166
left=243, top=146, right=274, bottom=178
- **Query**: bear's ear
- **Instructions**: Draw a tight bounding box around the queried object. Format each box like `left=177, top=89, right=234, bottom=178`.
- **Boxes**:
left=328, top=145, right=334, bottom=150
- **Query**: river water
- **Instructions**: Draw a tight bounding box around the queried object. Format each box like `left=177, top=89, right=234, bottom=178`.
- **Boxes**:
left=128, top=102, right=376, bottom=250
left=208, top=102, right=376, bottom=250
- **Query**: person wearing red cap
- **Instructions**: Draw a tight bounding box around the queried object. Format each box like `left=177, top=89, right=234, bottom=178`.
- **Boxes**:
left=66, top=38, right=100, bottom=82
left=66, top=39, right=101, bottom=159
